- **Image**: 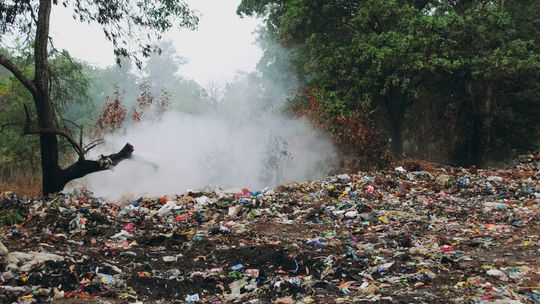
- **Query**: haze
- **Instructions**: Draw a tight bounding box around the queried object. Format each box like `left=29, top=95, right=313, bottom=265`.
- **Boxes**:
left=54, top=0, right=339, bottom=198
left=50, top=0, right=263, bottom=85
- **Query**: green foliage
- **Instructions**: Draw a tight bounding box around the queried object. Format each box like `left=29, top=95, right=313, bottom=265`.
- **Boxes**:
left=1, top=0, right=199, bottom=68
left=239, top=0, right=540, bottom=166
left=0, top=209, right=25, bottom=227
left=0, top=58, right=41, bottom=182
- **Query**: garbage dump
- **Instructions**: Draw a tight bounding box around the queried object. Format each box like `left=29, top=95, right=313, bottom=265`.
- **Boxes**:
left=0, top=154, right=538, bottom=303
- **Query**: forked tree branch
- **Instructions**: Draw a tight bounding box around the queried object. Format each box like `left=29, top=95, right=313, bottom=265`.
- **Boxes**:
left=0, top=122, right=22, bottom=133
left=22, top=103, right=84, bottom=158
left=20, top=103, right=133, bottom=189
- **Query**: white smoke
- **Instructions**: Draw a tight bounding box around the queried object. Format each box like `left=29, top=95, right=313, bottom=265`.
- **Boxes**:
left=69, top=110, right=337, bottom=198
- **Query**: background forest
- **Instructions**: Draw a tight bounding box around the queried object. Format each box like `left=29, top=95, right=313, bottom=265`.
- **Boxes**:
left=1, top=0, right=539, bottom=195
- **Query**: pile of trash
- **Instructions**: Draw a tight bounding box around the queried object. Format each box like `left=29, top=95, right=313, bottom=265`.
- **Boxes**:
left=0, top=154, right=538, bottom=303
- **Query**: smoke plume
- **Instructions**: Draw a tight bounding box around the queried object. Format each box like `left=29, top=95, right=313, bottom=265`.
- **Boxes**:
left=69, top=107, right=337, bottom=199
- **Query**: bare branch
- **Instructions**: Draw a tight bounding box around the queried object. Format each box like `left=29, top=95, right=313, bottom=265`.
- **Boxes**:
left=0, top=122, right=22, bottom=133
left=24, top=0, right=38, bottom=23
left=23, top=106, right=104, bottom=159
left=84, top=138, right=105, bottom=148
left=24, top=127, right=82, bottom=158
left=82, top=138, right=104, bottom=154
left=79, top=125, right=83, bottom=151
left=22, top=103, right=84, bottom=158
left=61, top=118, right=97, bottom=155
left=62, top=118, right=82, bottom=131
left=0, top=53, right=37, bottom=95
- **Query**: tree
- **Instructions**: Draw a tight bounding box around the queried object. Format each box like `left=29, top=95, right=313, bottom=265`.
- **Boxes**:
left=142, top=40, right=204, bottom=113
left=143, top=40, right=186, bottom=89
left=238, top=0, right=540, bottom=166
left=0, top=0, right=198, bottom=194
left=238, top=0, right=421, bottom=156
left=0, top=49, right=91, bottom=190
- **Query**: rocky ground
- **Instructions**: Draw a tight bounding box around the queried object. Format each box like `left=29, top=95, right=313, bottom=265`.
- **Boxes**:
left=0, top=155, right=539, bottom=303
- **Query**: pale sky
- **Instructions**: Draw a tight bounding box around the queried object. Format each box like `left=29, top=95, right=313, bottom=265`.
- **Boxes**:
left=49, top=0, right=263, bottom=85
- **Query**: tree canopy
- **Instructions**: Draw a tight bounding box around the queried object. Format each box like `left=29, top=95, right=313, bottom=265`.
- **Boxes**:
left=239, top=0, right=540, bottom=166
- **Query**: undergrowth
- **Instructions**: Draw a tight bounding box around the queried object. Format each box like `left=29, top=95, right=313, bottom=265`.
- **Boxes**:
left=0, top=177, right=41, bottom=197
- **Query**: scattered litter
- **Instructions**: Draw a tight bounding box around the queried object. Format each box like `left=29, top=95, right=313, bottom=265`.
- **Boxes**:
left=0, top=154, right=538, bottom=303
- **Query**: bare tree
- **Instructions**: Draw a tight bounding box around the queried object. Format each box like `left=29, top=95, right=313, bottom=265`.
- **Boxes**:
left=201, top=81, right=225, bottom=107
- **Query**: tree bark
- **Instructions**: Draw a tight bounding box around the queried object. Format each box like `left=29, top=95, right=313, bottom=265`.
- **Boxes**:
left=459, top=80, right=494, bottom=167
left=58, top=143, right=134, bottom=191
left=34, top=0, right=61, bottom=195
left=390, top=116, right=404, bottom=157
left=481, top=84, right=494, bottom=164
left=383, top=90, right=406, bottom=158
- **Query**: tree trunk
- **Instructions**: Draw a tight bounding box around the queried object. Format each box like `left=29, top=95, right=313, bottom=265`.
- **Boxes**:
left=459, top=80, right=493, bottom=167
left=34, top=0, right=61, bottom=195
left=390, top=117, right=403, bottom=157
left=38, top=133, right=61, bottom=194
left=383, top=90, right=406, bottom=158
left=481, top=84, right=494, bottom=164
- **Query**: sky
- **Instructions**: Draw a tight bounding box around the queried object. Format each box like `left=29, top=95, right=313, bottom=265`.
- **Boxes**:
left=49, top=0, right=263, bottom=85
